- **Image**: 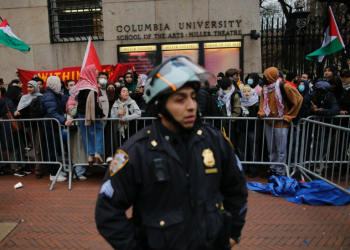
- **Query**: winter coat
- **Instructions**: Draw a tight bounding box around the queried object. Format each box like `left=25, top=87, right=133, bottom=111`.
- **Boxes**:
left=40, top=88, right=66, bottom=125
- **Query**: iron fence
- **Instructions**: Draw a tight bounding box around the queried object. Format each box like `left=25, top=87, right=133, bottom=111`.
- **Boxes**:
left=260, top=15, right=350, bottom=77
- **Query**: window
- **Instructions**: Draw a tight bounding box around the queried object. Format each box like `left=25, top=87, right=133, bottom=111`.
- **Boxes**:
left=48, top=0, right=103, bottom=43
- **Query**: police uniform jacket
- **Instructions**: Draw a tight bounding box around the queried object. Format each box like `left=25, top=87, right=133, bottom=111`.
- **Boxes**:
left=95, top=121, right=248, bottom=250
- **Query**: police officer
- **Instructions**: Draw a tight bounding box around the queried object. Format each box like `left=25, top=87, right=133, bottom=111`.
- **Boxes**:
left=95, top=56, right=248, bottom=250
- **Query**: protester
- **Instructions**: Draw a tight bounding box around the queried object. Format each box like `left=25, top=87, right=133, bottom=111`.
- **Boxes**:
left=110, top=86, right=141, bottom=146
left=98, top=72, right=108, bottom=96
left=104, top=82, right=118, bottom=163
left=14, top=80, right=43, bottom=179
left=124, top=71, right=136, bottom=94
left=301, top=72, right=313, bottom=91
left=258, top=67, right=303, bottom=179
left=339, top=70, right=350, bottom=115
left=0, top=83, right=27, bottom=177
left=244, top=72, right=263, bottom=96
left=61, top=79, right=75, bottom=112
left=40, top=76, right=72, bottom=181
left=297, top=79, right=310, bottom=97
left=0, top=78, right=6, bottom=97
left=324, top=65, right=343, bottom=102
left=237, top=85, right=262, bottom=178
left=218, top=77, right=242, bottom=147
left=32, top=76, right=45, bottom=93
left=73, top=64, right=105, bottom=167
left=299, top=81, right=340, bottom=170
left=66, top=86, right=88, bottom=180
left=285, top=72, right=298, bottom=89
left=117, top=76, right=124, bottom=85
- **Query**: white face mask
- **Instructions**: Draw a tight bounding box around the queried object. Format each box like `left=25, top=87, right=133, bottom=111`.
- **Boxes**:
left=99, top=78, right=107, bottom=85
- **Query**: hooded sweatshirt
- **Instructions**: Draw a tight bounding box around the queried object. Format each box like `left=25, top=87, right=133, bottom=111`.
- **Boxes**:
left=258, top=67, right=303, bottom=128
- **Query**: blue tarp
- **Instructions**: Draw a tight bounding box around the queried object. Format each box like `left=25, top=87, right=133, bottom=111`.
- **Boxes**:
left=247, top=176, right=350, bottom=206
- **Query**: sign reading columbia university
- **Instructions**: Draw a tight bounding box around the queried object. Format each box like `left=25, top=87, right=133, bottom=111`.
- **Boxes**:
left=116, top=20, right=242, bottom=41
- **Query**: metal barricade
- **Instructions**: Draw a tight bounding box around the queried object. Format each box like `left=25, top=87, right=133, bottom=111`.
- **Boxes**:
left=66, top=117, right=156, bottom=189
left=0, top=118, right=66, bottom=190
left=202, top=116, right=293, bottom=177
left=66, top=116, right=294, bottom=189
left=294, top=116, right=350, bottom=195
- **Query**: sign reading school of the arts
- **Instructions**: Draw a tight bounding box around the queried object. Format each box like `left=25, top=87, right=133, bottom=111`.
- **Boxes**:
left=116, top=20, right=242, bottom=41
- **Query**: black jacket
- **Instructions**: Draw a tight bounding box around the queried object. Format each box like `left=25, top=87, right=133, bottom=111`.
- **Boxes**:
left=95, top=121, right=248, bottom=250
left=197, top=89, right=211, bottom=116
left=77, top=89, right=105, bottom=117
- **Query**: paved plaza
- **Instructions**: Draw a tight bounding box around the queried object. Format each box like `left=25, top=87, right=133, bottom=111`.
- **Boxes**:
left=0, top=165, right=349, bottom=250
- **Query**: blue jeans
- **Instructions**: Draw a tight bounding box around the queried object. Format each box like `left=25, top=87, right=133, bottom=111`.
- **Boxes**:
left=76, top=165, right=88, bottom=176
left=78, top=114, right=104, bottom=156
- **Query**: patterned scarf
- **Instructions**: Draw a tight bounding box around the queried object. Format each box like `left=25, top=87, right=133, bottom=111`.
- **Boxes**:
left=263, top=78, right=284, bottom=117
left=113, top=97, right=135, bottom=138
left=240, top=86, right=259, bottom=108
left=343, top=83, right=350, bottom=91
left=72, top=64, right=99, bottom=102
left=218, top=86, right=235, bottom=116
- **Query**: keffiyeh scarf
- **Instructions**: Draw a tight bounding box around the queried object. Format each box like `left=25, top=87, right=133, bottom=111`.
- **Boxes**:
left=218, top=86, right=236, bottom=116
left=263, top=78, right=284, bottom=117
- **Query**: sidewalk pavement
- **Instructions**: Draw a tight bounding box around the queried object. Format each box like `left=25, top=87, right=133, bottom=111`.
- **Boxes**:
left=0, top=165, right=349, bottom=250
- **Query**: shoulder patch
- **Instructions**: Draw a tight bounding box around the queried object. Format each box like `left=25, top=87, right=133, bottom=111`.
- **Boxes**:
left=109, top=150, right=129, bottom=176
left=99, top=180, right=114, bottom=198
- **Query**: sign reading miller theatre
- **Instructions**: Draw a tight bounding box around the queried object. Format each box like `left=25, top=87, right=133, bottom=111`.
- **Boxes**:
left=0, top=0, right=262, bottom=83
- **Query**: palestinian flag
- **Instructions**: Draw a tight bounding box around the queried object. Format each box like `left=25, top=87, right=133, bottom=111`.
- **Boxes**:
left=306, top=6, right=345, bottom=62
left=0, top=19, right=30, bottom=53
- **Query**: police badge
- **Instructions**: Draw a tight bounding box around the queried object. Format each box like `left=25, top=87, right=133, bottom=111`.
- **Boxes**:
left=202, top=149, right=215, bottom=167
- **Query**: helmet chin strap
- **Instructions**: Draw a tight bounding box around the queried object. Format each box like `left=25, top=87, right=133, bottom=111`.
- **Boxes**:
left=157, top=100, right=200, bottom=134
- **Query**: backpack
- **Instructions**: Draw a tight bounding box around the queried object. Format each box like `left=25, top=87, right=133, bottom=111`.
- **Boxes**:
left=30, top=96, right=43, bottom=119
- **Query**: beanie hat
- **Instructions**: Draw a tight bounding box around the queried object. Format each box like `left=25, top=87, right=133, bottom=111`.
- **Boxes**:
left=217, top=72, right=225, bottom=78
left=219, top=78, right=232, bottom=90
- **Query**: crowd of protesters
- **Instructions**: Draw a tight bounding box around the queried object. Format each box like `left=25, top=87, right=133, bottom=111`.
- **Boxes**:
left=0, top=62, right=349, bottom=181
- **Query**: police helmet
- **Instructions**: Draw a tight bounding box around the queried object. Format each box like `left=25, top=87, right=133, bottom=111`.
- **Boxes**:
left=145, top=56, right=216, bottom=104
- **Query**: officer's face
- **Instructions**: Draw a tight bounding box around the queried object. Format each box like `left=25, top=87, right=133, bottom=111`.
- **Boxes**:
left=165, top=86, right=197, bottom=130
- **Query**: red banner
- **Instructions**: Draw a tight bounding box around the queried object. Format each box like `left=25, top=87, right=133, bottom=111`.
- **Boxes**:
left=17, top=63, right=134, bottom=94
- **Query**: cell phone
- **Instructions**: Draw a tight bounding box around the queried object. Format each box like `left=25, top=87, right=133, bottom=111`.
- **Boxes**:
left=315, top=108, right=322, bottom=111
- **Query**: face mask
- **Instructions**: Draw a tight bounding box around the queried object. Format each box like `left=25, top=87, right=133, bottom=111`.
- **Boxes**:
left=232, top=77, right=239, bottom=84
left=99, top=78, right=107, bottom=85
left=247, top=79, right=254, bottom=85
left=298, top=85, right=305, bottom=92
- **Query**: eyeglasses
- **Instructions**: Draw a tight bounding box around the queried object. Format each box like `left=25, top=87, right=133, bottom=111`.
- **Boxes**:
left=99, top=76, right=108, bottom=79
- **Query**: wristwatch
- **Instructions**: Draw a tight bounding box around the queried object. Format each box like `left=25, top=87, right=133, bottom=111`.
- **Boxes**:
left=232, top=237, right=241, bottom=244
